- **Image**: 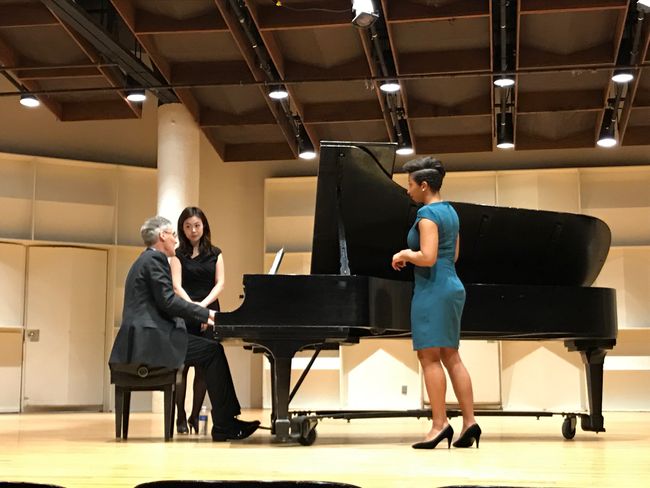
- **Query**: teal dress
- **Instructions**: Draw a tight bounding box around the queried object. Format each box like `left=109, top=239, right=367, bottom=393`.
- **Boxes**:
left=407, top=202, right=465, bottom=350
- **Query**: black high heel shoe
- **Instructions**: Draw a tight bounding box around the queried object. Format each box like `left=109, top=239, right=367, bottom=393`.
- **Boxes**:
left=412, top=424, right=454, bottom=449
left=452, top=423, right=482, bottom=448
left=176, top=415, right=189, bottom=434
left=187, top=416, right=199, bottom=434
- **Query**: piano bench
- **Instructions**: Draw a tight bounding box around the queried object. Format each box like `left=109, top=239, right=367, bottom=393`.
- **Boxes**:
left=110, top=366, right=181, bottom=442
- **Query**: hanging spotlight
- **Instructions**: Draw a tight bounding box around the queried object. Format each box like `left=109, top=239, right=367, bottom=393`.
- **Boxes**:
left=19, top=93, right=40, bottom=108
left=493, top=75, right=515, bottom=88
left=612, top=68, right=634, bottom=84
left=126, top=88, right=147, bottom=102
left=597, top=108, right=617, bottom=148
left=352, top=0, right=378, bottom=28
left=379, top=79, right=401, bottom=93
left=268, top=84, right=289, bottom=100
left=496, top=112, right=515, bottom=149
left=395, top=118, right=414, bottom=155
left=297, top=124, right=316, bottom=159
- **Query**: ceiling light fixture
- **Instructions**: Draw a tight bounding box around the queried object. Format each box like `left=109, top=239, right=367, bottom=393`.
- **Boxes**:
left=297, top=124, right=316, bottom=159
left=19, top=93, right=40, bottom=108
left=611, top=68, right=634, bottom=84
left=494, top=75, right=515, bottom=88
left=496, top=112, right=515, bottom=149
left=395, top=118, right=414, bottom=155
left=126, top=88, right=146, bottom=102
left=268, top=84, right=289, bottom=100
left=352, top=0, right=378, bottom=28
left=597, top=108, right=617, bottom=148
left=379, top=80, right=401, bottom=93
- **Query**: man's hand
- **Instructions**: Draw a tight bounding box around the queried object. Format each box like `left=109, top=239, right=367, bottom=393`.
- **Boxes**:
left=206, top=310, right=216, bottom=326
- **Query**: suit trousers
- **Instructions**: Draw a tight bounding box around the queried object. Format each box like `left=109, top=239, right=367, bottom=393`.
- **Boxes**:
left=185, top=334, right=241, bottom=425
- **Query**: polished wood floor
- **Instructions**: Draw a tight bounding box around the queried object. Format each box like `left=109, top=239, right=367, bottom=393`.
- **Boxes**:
left=1, top=410, right=649, bottom=488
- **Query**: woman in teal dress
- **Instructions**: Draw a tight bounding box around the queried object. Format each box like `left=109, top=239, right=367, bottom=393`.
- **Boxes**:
left=392, top=157, right=481, bottom=449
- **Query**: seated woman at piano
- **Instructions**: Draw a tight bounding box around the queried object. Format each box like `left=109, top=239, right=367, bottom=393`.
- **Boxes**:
left=391, top=157, right=482, bottom=449
left=170, top=206, right=226, bottom=434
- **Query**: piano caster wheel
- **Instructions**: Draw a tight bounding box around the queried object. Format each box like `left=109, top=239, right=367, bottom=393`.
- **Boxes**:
left=562, top=415, right=577, bottom=440
left=298, top=426, right=317, bottom=446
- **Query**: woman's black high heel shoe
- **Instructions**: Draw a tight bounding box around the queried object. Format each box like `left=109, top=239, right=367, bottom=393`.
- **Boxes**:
left=187, top=416, right=199, bottom=434
left=452, top=423, right=482, bottom=448
left=412, top=424, right=454, bottom=449
left=176, top=416, right=189, bottom=435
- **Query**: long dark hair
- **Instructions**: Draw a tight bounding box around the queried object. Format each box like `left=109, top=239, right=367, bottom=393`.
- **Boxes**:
left=403, top=156, right=446, bottom=192
left=176, top=206, right=215, bottom=257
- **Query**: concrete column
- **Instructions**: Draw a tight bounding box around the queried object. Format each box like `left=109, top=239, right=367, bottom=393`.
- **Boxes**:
left=153, top=102, right=200, bottom=414
left=156, top=102, right=200, bottom=222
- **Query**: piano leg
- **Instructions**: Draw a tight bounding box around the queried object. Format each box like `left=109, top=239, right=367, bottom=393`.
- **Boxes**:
left=566, top=339, right=614, bottom=433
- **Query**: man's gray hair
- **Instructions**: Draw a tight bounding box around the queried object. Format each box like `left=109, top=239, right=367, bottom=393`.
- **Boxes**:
left=140, top=216, right=172, bottom=246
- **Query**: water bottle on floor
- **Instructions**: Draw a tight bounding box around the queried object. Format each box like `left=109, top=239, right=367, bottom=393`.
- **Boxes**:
left=198, top=405, right=209, bottom=435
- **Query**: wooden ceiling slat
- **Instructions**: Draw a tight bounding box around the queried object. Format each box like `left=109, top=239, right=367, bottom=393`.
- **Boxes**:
left=284, top=59, right=370, bottom=81
left=620, top=21, right=650, bottom=141
left=14, top=66, right=103, bottom=80
left=397, top=49, right=491, bottom=75
left=416, top=134, right=493, bottom=154
left=520, top=0, right=628, bottom=15
left=519, top=44, right=616, bottom=69
left=170, top=60, right=254, bottom=85
left=254, top=1, right=351, bottom=30
left=60, top=100, right=139, bottom=121
left=200, top=108, right=277, bottom=127
left=0, top=3, right=59, bottom=28
left=0, top=34, right=63, bottom=119
left=357, top=27, right=395, bottom=142
left=515, top=130, right=595, bottom=149
left=384, top=0, right=489, bottom=23
left=134, top=11, right=227, bottom=34
left=518, top=90, right=606, bottom=113
left=622, top=125, right=650, bottom=146
left=44, top=4, right=142, bottom=118
left=302, top=101, right=384, bottom=124
left=408, top=96, right=492, bottom=119
left=215, top=0, right=298, bottom=158
left=224, top=142, right=295, bottom=162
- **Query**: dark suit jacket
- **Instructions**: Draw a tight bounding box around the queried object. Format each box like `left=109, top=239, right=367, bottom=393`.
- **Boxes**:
left=109, top=248, right=210, bottom=370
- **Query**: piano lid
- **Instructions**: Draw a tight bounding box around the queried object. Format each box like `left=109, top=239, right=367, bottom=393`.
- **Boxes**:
left=310, top=141, right=611, bottom=287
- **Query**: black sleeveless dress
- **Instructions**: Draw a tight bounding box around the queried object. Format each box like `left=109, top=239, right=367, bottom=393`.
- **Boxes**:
left=175, top=246, right=221, bottom=336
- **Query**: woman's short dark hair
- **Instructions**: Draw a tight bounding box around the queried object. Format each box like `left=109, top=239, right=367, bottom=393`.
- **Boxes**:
left=177, top=206, right=215, bottom=257
left=402, top=156, right=446, bottom=192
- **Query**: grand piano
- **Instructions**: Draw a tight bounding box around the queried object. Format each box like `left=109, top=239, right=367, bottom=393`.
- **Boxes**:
left=216, top=141, right=617, bottom=445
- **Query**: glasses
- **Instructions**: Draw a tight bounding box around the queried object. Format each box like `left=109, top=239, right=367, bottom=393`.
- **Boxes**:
left=162, top=229, right=177, bottom=238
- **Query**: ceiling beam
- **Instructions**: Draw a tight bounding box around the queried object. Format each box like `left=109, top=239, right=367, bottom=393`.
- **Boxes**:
left=397, top=49, right=491, bottom=75
left=516, top=130, right=595, bottom=149
left=384, top=0, right=489, bottom=23
left=519, top=44, right=617, bottom=69
left=520, top=0, right=628, bottom=15
left=0, top=3, right=59, bottom=27
left=416, top=134, right=493, bottom=154
left=13, top=66, right=103, bottom=80
left=518, top=90, right=605, bottom=113
left=134, top=11, right=227, bottom=34
left=302, top=101, right=385, bottom=124
left=216, top=0, right=298, bottom=158
left=0, top=34, right=63, bottom=118
left=200, top=108, right=277, bottom=127
left=224, top=142, right=295, bottom=162
left=620, top=16, right=650, bottom=142
left=254, top=0, right=351, bottom=30
left=170, top=60, right=255, bottom=85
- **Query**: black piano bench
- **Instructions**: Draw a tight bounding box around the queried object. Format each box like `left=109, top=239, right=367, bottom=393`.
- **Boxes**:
left=110, top=365, right=181, bottom=441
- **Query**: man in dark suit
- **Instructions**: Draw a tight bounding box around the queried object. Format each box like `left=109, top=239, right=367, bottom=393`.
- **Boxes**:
left=109, top=215, right=258, bottom=441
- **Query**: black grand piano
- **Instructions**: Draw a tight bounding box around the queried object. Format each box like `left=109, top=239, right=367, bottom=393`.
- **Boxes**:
left=216, top=141, right=617, bottom=445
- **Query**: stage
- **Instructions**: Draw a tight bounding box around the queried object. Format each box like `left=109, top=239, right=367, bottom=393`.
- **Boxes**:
left=1, top=410, right=648, bottom=487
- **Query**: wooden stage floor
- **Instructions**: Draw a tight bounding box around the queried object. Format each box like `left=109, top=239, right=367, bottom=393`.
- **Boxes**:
left=1, top=410, right=649, bottom=488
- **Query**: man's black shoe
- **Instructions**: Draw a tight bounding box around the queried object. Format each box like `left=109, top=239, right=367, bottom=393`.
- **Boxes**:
left=212, top=418, right=259, bottom=441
